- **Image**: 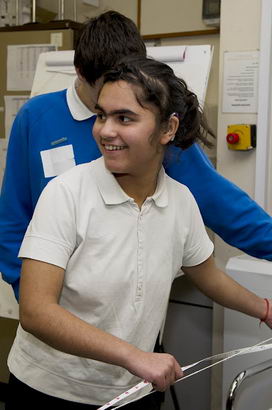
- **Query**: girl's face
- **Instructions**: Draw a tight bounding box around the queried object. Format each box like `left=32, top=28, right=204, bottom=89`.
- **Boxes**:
left=93, top=80, right=176, bottom=178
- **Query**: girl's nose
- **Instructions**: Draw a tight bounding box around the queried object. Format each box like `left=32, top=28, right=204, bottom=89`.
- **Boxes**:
left=100, top=119, right=118, bottom=139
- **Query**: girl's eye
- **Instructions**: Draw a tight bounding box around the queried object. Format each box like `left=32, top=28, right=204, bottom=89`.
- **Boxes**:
left=97, top=113, right=106, bottom=121
left=119, top=115, right=131, bottom=123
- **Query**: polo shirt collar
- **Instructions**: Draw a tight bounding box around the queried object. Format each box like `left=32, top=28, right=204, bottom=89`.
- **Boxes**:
left=93, top=158, right=168, bottom=208
left=66, top=79, right=95, bottom=121
left=152, top=167, right=168, bottom=207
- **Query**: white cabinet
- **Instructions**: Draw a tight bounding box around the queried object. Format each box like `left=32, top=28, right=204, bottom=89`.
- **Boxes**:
left=162, top=275, right=213, bottom=410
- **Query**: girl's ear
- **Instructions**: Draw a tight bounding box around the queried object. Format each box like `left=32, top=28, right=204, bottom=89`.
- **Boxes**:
left=160, top=115, right=179, bottom=145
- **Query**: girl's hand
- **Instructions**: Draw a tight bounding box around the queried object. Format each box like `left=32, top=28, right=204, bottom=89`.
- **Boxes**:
left=125, top=350, right=183, bottom=391
left=265, top=299, right=272, bottom=328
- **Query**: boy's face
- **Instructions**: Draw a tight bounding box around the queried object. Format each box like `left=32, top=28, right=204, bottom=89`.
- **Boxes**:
left=93, top=80, right=169, bottom=178
left=75, top=69, right=104, bottom=112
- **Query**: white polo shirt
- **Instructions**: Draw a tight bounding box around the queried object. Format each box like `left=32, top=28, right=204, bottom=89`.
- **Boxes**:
left=8, top=157, right=213, bottom=405
left=66, top=78, right=95, bottom=120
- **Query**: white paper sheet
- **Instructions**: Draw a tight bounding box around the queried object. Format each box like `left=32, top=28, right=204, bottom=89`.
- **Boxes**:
left=45, top=50, right=76, bottom=73
left=31, top=46, right=213, bottom=108
left=0, top=137, right=8, bottom=189
left=4, top=95, right=29, bottom=140
left=147, top=45, right=187, bottom=62
left=40, top=145, right=75, bottom=178
left=223, top=50, right=259, bottom=113
left=7, top=44, right=56, bottom=91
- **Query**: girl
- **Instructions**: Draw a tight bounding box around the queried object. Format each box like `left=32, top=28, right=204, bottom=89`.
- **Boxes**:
left=6, top=56, right=271, bottom=410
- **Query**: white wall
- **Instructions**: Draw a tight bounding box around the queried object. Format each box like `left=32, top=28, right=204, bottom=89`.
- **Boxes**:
left=215, top=0, right=261, bottom=268
left=141, top=0, right=208, bottom=35
left=212, top=2, right=262, bottom=409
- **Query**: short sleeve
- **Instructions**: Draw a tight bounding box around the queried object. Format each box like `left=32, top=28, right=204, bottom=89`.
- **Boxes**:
left=182, top=192, right=214, bottom=267
left=19, top=178, right=76, bottom=269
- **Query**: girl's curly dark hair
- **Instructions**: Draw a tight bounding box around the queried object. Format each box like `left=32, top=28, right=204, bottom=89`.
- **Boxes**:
left=103, top=56, right=215, bottom=150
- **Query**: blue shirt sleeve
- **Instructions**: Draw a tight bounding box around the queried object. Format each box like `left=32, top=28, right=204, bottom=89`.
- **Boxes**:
left=0, top=108, right=33, bottom=301
left=164, top=143, right=272, bottom=261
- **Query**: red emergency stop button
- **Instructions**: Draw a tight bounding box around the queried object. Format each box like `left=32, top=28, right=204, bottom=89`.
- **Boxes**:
left=226, top=133, right=240, bottom=144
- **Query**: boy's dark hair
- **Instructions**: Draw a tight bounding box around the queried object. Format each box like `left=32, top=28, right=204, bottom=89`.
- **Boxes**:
left=74, top=11, right=146, bottom=85
left=103, top=56, right=215, bottom=150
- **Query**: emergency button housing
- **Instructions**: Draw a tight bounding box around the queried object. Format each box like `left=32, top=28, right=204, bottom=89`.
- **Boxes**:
left=226, top=124, right=256, bottom=151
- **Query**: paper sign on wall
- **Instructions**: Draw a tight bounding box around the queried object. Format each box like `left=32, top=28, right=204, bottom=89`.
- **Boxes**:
left=7, top=44, right=56, bottom=91
left=223, top=50, right=259, bottom=113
